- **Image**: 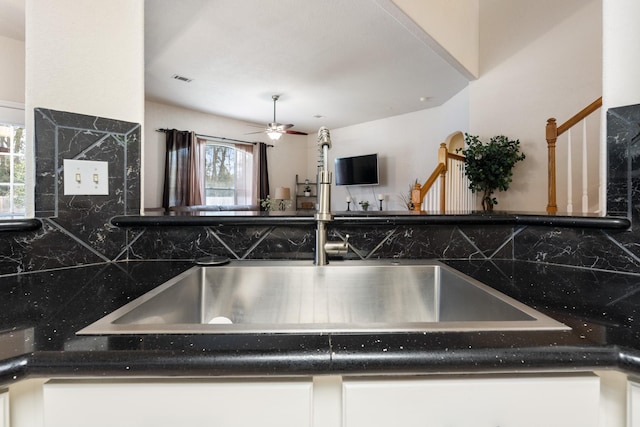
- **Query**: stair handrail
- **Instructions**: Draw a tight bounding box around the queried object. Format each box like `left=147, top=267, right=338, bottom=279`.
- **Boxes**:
left=411, top=140, right=466, bottom=212
left=546, top=97, right=602, bottom=214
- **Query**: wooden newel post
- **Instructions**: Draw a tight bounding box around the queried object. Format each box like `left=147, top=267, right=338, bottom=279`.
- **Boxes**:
left=546, top=118, right=558, bottom=214
left=438, top=143, right=448, bottom=212
left=411, top=183, right=422, bottom=211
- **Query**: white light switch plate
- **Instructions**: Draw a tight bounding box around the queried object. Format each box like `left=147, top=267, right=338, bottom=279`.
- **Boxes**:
left=63, top=159, right=109, bottom=195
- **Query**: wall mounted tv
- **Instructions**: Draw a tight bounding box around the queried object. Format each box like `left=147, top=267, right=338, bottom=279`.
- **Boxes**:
left=334, top=153, right=379, bottom=186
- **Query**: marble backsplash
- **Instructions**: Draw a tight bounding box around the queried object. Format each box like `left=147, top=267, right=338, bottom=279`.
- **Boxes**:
left=0, top=109, right=140, bottom=274
left=0, top=106, right=639, bottom=277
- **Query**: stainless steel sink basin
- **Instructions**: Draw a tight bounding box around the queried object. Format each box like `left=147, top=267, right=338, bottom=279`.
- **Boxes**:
left=78, top=260, right=568, bottom=334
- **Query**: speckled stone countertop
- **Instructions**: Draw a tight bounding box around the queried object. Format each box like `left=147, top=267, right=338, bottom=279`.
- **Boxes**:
left=110, top=210, right=631, bottom=229
left=1, top=257, right=639, bottom=386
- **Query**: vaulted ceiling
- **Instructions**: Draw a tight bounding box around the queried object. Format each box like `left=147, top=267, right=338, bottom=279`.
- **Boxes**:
left=0, top=0, right=470, bottom=134
left=144, top=0, right=470, bottom=133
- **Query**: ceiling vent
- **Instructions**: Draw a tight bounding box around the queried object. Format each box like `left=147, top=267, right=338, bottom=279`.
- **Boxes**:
left=171, top=74, right=193, bottom=83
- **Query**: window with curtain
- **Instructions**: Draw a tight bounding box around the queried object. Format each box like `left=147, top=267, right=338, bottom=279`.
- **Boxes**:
left=202, top=141, right=257, bottom=206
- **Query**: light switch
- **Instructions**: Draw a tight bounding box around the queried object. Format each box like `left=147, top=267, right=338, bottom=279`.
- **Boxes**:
left=63, top=159, right=109, bottom=195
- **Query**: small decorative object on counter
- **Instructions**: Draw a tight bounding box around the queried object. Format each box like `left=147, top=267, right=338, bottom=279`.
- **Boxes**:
left=359, top=200, right=369, bottom=211
left=399, top=179, right=418, bottom=210
left=274, top=187, right=292, bottom=211
left=378, top=194, right=384, bottom=211
left=346, top=196, right=352, bottom=211
left=259, top=195, right=274, bottom=211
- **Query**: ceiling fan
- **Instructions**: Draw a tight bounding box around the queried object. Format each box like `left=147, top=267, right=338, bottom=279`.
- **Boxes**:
left=247, top=95, right=308, bottom=141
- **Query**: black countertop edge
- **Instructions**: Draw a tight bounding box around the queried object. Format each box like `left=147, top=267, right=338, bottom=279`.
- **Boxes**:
left=0, top=345, right=633, bottom=387
left=111, top=215, right=317, bottom=227
left=0, top=218, right=42, bottom=233
left=0, top=354, right=29, bottom=385
left=110, top=213, right=631, bottom=230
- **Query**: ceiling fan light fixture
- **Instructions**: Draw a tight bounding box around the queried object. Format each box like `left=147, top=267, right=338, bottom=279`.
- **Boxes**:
left=267, top=130, right=282, bottom=141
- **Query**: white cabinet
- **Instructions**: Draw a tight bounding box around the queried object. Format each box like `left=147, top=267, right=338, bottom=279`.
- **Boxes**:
left=34, top=373, right=604, bottom=427
left=43, top=379, right=313, bottom=427
left=629, top=380, right=640, bottom=427
left=343, top=374, right=600, bottom=427
left=0, top=389, right=8, bottom=427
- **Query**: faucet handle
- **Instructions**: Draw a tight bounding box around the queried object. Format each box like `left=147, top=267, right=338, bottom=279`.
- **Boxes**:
left=324, top=234, right=349, bottom=256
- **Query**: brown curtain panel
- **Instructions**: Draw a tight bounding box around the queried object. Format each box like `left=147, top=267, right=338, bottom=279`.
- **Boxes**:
left=258, top=142, right=270, bottom=210
left=162, top=130, right=203, bottom=211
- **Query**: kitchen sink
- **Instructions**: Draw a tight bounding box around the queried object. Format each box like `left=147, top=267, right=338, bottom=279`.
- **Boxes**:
left=77, top=260, right=568, bottom=334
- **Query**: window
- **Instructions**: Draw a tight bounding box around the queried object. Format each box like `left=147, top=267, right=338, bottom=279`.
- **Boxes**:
left=0, top=123, right=25, bottom=216
left=202, top=142, right=255, bottom=206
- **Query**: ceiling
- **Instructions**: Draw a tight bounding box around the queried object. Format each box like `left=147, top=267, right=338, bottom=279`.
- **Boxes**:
left=1, top=0, right=470, bottom=134
left=145, top=0, right=470, bottom=133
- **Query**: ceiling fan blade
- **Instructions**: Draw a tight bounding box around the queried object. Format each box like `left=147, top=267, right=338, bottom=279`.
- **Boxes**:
left=285, top=129, right=308, bottom=135
left=245, top=130, right=267, bottom=135
left=278, top=124, right=294, bottom=130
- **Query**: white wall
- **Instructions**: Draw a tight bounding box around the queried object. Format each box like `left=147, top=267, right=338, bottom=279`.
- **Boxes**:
left=0, top=35, right=25, bottom=126
left=25, top=0, right=144, bottom=215
left=603, top=0, right=640, bottom=110
left=0, top=35, right=25, bottom=105
left=391, top=0, right=479, bottom=78
left=601, top=0, right=640, bottom=214
left=322, top=87, right=470, bottom=211
left=144, top=101, right=310, bottom=209
left=469, top=0, right=602, bottom=212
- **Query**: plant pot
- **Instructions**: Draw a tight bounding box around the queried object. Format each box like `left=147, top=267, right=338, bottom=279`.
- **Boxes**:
left=304, top=192, right=311, bottom=197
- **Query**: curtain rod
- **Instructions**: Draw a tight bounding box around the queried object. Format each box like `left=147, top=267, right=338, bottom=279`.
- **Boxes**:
left=155, top=128, right=273, bottom=147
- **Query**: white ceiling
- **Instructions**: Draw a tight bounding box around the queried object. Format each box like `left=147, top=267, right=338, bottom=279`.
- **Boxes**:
left=0, top=0, right=470, bottom=135
left=146, top=0, right=470, bottom=134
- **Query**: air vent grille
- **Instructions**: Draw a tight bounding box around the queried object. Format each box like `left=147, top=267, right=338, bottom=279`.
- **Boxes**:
left=171, top=74, right=193, bottom=83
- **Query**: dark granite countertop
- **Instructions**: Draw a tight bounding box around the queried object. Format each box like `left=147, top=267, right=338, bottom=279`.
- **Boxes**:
left=1, top=258, right=640, bottom=386
left=110, top=211, right=631, bottom=229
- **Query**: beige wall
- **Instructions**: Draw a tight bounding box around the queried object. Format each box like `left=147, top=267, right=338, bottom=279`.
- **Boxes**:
left=469, top=0, right=602, bottom=212
left=25, top=0, right=144, bottom=123
left=325, top=87, right=470, bottom=211
left=0, top=35, right=24, bottom=105
left=391, top=0, right=479, bottom=78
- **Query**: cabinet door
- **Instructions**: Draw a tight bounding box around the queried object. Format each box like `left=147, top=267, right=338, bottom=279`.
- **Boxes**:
left=629, top=380, right=640, bottom=427
left=343, top=374, right=599, bottom=427
left=0, top=389, right=8, bottom=427
left=43, top=379, right=312, bottom=427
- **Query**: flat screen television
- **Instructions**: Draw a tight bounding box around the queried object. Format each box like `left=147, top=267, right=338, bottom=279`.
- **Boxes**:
left=334, top=153, right=379, bottom=186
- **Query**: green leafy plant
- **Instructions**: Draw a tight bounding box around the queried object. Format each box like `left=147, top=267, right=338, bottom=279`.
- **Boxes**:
left=259, top=195, right=291, bottom=211
left=459, top=134, right=526, bottom=211
left=359, top=200, right=370, bottom=211
left=259, top=195, right=274, bottom=211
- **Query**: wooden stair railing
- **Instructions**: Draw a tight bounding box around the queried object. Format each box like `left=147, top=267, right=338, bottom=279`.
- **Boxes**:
left=411, top=132, right=473, bottom=212
left=546, top=97, right=602, bottom=214
left=411, top=143, right=448, bottom=212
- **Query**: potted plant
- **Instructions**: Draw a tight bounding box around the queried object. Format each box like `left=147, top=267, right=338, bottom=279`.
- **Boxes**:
left=359, top=200, right=370, bottom=211
left=459, top=134, right=526, bottom=211
left=304, top=185, right=312, bottom=197
left=259, top=195, right=274, bottom=211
